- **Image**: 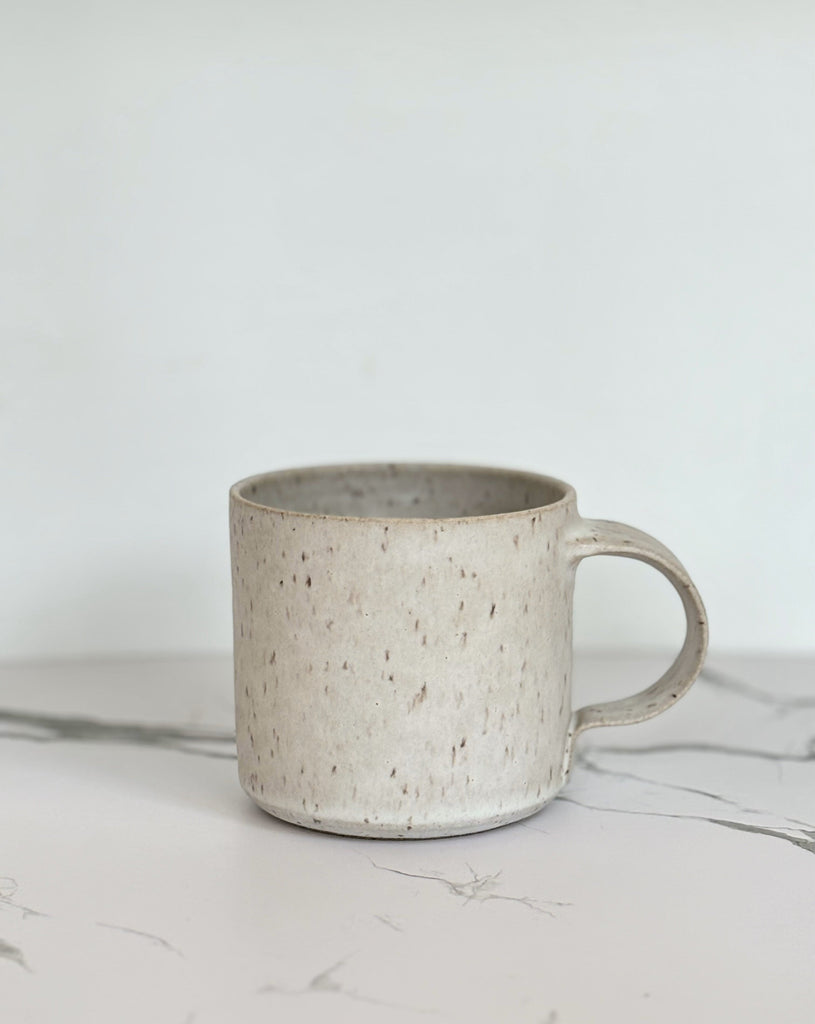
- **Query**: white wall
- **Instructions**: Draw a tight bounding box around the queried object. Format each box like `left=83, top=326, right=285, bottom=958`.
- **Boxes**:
left=2, top=0, right=813, bottom=660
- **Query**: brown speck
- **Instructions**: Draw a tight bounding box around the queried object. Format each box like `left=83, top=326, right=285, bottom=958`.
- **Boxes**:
left=292, top=574, right=297, bottom=584
left=381, top=542, right=387, bottom=552
left=459, top=600, right=465, bottom=611
left=388, top=673, right=394, bottom=681
left=390, top=767, right=397, bottom=777
left=513, top=535, right=519, bottom=547
left=270, top=651, right=276, bottom=665
left=461, top=632, right=467, bottom=645
left=490, top=603, right=496, bottom=617
left=409, top=682, right=428, bottom=711
left=385, top=650, right=390, bottom=661
left=451, top=745, right=456, bottom=765
left=301, top=551, right=306, bottom=561
left=332, top=765, right=337, bottom=774
left=460, top=737, right=466, bottom=748
left=402, top=784, right=408, bottom=795
left=342, top=660, right=349, bottom=670
left=460, top=568, right=466, bottom=578
left=414, top=619, right=420, bottom=631
left=421, top=634, right=427, bottom=646
left=326, top=619, right=334, bottom=630
left=306, top=575, right=312, bottom=587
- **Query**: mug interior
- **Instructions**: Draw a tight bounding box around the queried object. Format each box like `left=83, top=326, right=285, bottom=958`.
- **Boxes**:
left=235, top=464, right=569, bottom=520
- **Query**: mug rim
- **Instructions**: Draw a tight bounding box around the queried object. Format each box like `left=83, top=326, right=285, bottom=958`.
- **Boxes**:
left=230, top=462, right=576, bottom=524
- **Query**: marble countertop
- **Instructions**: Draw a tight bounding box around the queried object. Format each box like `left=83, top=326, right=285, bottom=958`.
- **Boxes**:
left=2, top=652, right=813, bottom=1023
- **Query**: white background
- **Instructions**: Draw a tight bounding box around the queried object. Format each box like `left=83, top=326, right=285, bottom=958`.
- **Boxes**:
left=2, top=0, right=813, bottom=660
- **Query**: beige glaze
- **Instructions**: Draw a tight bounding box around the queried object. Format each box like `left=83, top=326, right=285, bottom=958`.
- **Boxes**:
left=230, top=464, right=708, bottom=838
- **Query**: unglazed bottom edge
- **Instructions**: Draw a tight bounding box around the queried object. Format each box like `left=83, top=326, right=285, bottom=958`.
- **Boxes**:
left=242, top=789, right=560, bottom=839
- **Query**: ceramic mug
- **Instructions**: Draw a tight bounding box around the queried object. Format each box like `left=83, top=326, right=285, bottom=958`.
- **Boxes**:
left=230, top=463, right=707, bottom=838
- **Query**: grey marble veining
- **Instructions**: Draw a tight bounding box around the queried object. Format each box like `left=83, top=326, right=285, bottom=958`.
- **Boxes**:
left=1, top=653, right=813, bottom=1024
left=0, top=937, right=29, bottom=972
left=0, top=708, right=236, bottom=759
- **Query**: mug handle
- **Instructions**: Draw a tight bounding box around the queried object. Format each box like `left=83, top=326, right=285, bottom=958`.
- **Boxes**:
left=563, top=518, right=708, bottom=773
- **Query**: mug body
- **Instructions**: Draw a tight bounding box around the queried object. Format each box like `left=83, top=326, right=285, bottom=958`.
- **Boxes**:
left=230, top=463, right=579, bottom=838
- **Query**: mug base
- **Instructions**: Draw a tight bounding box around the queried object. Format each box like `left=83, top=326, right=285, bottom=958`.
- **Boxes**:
left=243, top=791, right=556, bottom=839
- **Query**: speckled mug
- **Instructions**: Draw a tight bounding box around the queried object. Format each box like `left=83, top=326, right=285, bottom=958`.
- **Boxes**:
left=230, top=464, right=708, bottom=838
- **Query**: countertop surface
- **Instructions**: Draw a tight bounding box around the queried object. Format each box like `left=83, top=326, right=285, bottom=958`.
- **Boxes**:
left=2, top=652, right=813, bottom=1023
